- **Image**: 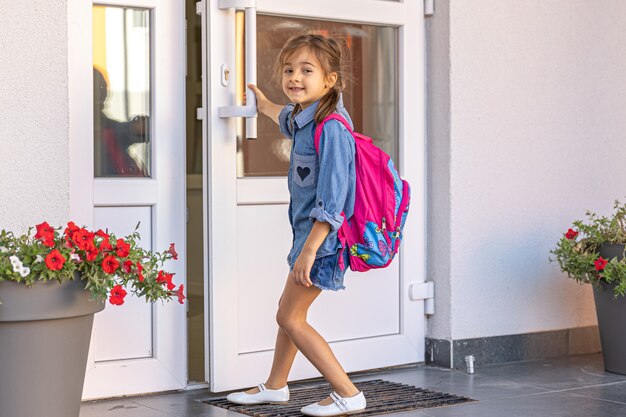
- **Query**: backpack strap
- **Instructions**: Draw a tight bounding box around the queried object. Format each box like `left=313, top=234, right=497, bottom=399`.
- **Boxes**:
left=313, top=114, right=354, bottom=271
left=313, top=113, right=353, bottom=154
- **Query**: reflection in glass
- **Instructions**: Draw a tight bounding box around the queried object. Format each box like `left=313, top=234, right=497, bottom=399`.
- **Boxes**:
left=237, top=16, right=398, bottom=178
left=93, top=6, right=151, bottom=177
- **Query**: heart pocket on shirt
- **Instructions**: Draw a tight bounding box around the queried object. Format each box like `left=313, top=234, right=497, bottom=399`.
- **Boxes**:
left=297, top=166, right=311, bottom=181
left=292, top=152, right=317, bottom=188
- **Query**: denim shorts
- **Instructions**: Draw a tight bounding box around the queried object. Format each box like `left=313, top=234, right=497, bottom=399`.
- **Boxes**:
left=290, top=248, right=350, bottom=291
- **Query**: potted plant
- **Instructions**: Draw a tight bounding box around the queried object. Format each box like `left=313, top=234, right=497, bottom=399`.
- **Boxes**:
left=550, top=199, right=626, bottom=375
left=0, top=221, right=185, bottom=417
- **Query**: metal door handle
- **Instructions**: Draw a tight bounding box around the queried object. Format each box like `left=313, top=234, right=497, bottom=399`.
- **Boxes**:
left=218, top=0, right=257, bottom=140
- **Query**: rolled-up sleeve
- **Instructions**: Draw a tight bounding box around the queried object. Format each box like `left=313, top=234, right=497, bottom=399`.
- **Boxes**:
left=278, top=103, right=296, bottom=139
left=308, top=120, right=354, bottom=231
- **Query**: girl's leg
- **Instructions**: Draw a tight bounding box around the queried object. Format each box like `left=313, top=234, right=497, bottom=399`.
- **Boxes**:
left=244, top=326, right=298, bottom=393
left=244, top=294, right=299, bottom=393
left=275, top=276, right=360, bottom=405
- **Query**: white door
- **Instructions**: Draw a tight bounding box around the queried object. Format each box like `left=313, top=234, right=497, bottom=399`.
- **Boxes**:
left=201, top=0, right=426, bottom=392
left=69, top=0, right=187, bottom=399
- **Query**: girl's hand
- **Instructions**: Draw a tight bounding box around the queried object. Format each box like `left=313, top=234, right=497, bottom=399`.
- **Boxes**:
left=246, top=84, right=283, bottom=124
left=246, top=84, right=269, bottom=114
left=290, top=248, right=316, bottom=287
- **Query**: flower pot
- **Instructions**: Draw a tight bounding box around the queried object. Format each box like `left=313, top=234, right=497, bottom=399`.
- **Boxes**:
left=0, top=276, right=105, bottom=417
left=593, top=243, right=626, bottom=375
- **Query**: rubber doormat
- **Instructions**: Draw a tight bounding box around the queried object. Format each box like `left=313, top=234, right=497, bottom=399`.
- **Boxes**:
left=203, top=379, right=476, bottom=416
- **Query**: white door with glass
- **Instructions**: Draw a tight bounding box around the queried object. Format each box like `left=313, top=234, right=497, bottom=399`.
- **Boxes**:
left=201, top=0, right=426, bottom=392
left=69, top=0, right=186, bottom=399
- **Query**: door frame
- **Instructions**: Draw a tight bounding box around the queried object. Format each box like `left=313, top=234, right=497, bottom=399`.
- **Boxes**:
left=202, top=0, right=426, bottom=392
left=68, top=0, right=187, bottom=399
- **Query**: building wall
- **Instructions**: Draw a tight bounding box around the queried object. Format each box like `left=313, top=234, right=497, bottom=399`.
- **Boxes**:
left=427, top=0, right=626, bottom=348
left=0, top=0, right=70, bottom=232
left=426, top=0, right=453, bottom=341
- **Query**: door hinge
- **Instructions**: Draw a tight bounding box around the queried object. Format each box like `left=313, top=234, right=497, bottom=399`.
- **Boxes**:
left=196, top=0, right=204, bottom=15
left=409, top=281, right=434, bottom=315
left=196, top=107, right=205, bottom=120
left=424, top=0, right=434, bottom=17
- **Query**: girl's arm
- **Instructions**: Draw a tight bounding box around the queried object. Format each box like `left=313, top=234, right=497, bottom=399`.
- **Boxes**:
left=247, top=84, right=283, bottom=125
left=292, top=120, right=354, bottom=287
left=291, top=220, right=331, bottom=287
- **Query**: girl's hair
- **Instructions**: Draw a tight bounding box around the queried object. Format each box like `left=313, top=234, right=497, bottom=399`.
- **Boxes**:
left=272, top=33, right=351, bottom=125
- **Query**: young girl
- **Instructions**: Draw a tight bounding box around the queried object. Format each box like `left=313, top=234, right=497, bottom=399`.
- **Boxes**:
left=226, top=34, right=367, bottom=416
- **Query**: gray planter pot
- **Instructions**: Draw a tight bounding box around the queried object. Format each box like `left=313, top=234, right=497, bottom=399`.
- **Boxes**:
left=593, top=243, right=626, bottom=375
left=0, top=275, right=105, bottom=417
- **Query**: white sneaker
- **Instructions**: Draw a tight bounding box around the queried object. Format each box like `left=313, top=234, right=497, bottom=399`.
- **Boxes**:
left=301, top=390, right=366, bottom=416
left=225, top=382, right=290, bottom=405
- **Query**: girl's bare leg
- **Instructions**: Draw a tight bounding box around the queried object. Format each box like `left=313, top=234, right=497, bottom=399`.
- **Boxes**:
left=244, top=284, right=306, bottom=394
left=244, top=314, right=299, bottom=393
left=244, top=276, right=359, bottom=404
left=275, top=276, right=360, bottom=405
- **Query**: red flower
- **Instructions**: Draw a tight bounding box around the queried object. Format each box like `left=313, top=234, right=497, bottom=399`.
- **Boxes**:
left=99, top=237, right=112, bottom=252
left=45, top=250, right=66, bottom=271
left=102, top=255, right=120, bottom=274
left=122, top=260, right=134, bottom=273
left=176, top=284, right=186, bottom=304
left=167, top=243, right=178, bottom=260
left=116, top=239, right=130, bottom=258
left=73, top=228, right=95, bottom=251
left=136, top=262, right=144, bottom=282
left=86, top=246, right=99, bottom=262
left=157, top=270, right=176, bottom=290
left=64, top=221, right=80, bottom=237
left=595, top=256, right=608, bottom=271
left=35, top=221, right=55, bottom=247
left=109, top=284, right=127, bottom=306
left=95, top=229, right=109, bottom=239
left=35, top=221, right=54, bottom=239
left=565, top=228, right=579, bottom=240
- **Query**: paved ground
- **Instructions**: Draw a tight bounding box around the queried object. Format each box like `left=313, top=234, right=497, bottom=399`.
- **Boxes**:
left=81, top=353, right=626, bottom=416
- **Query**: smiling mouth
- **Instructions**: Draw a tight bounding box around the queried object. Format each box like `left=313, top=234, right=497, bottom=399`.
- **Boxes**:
left=289, top=87, right=304, bottom=93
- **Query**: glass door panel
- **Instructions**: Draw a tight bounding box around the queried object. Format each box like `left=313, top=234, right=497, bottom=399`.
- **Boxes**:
left=93, top=6, right=151, bottom=177
left=237, top=15, right=398, bottom=178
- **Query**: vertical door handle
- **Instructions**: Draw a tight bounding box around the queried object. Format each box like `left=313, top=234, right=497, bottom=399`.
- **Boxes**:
left=218, top=0, right=257, bottom=140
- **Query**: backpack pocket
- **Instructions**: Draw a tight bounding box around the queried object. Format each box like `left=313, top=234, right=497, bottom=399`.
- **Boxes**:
left=292, top=152, right=317, bottom=188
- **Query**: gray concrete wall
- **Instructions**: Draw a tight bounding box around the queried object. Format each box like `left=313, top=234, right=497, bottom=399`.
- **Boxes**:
left=427, top=0, right=626, bottom=342
left=0, top=0, right=69, bottom=232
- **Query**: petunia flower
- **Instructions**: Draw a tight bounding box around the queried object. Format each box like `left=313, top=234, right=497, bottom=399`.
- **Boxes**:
left=157, top=270, right=176, bottom=290
left=136, top=262, right=144, bottom=282
left=167, top=243, right=178, bottom=260
left=176, top=284, right=185, bottom=304
left=115, top=239, right=130, bottom=258
left=109, top=284, right=127, bottom=306
left=122, top=260, right=133, bottom=273
left=595, top=256, right=608, bottom=271
left=45, top=250, right=66, bottom=271
left=102, top=255, right=120, bottom=274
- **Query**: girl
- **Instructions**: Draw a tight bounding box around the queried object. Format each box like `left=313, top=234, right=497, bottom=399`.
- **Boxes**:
left=226, top=34, right=367, bottom=416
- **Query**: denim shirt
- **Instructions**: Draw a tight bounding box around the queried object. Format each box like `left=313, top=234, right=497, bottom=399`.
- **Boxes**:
left=278, top=94, right=356, bottom=268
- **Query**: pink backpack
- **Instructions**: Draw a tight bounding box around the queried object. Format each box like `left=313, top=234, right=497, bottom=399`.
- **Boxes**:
left=314, top=114, right=411, bottom=272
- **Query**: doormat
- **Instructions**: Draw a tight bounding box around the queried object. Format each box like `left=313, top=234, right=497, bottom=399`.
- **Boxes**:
left=203, top=379, right=476, bottom=416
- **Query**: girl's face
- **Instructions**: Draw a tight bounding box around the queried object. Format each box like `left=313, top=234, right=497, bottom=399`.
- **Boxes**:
left=282, top=47, right=337, bottom=109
